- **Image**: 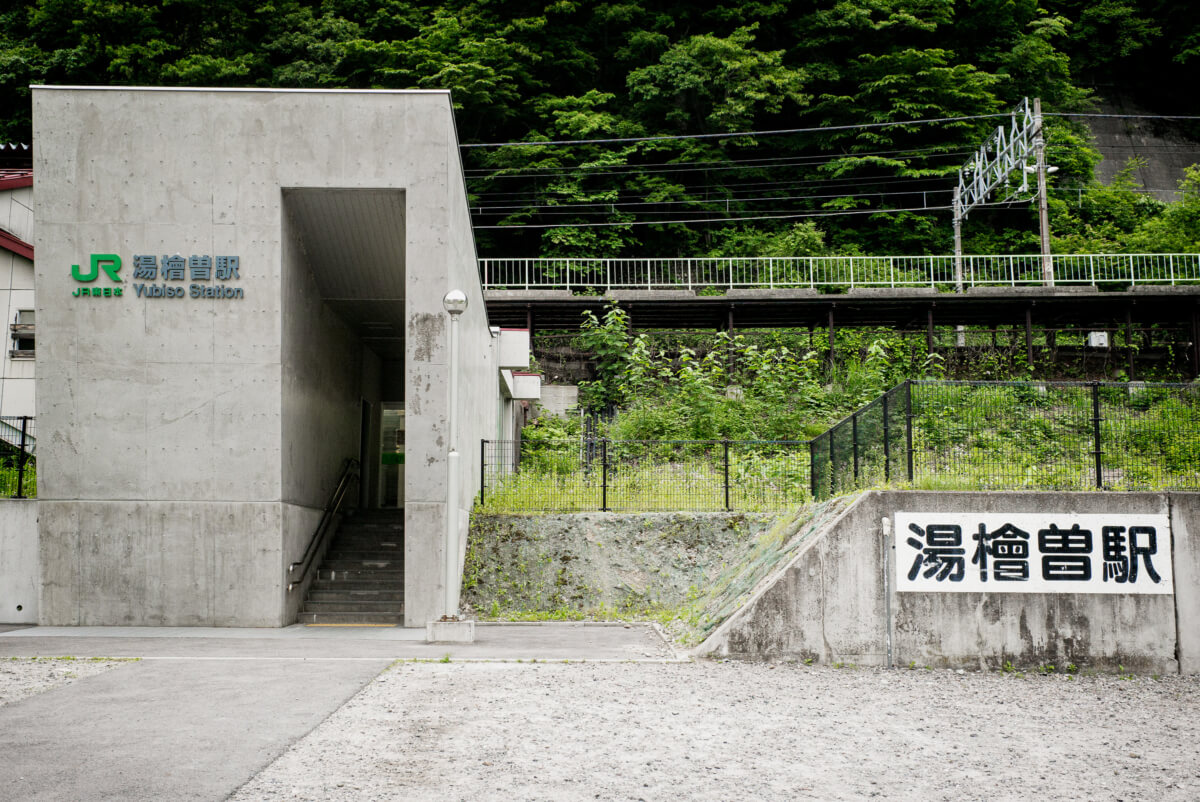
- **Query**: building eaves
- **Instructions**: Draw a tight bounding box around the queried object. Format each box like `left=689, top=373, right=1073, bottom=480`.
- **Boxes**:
left=0, top=167, right=33, bottom=190
left=0, top=227, right=33, bottom=260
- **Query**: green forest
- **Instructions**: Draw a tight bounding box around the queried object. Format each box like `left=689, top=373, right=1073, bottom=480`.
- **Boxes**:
left=2, top=1, right=1199, bottom=257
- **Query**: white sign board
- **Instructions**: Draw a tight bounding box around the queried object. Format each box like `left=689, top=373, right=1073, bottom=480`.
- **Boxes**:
left=895, top=512, right=1172, bottom=594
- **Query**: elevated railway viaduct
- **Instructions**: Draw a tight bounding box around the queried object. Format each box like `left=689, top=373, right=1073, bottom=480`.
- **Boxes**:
left=482, top=256, right=1200, bottom=378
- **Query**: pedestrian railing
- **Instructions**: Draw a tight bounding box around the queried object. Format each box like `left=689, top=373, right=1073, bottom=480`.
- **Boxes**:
left=0, top=415, right=35, bottom=498
left=479, top=253, right=1200, bottom=293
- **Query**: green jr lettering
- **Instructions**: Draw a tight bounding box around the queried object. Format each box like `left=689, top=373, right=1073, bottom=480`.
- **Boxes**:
left=71, top=253, right=123, bottom=283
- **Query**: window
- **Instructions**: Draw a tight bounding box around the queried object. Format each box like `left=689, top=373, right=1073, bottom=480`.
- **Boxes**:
left=10, top=309, right=33, bottom=358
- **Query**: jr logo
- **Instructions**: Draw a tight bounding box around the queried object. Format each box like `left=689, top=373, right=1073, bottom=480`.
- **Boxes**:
left=71, top=254, right=123, bottom=283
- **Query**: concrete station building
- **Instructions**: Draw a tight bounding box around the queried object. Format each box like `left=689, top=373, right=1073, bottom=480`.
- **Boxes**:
left=1, top=86, right=539, bottom=628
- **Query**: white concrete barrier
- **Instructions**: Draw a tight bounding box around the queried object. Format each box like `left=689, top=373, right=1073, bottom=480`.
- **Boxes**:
left=698, top=491, right=1200, bottom=674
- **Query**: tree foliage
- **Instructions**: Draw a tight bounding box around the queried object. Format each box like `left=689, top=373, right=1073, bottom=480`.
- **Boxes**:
left=1, top=0, right=1198, bottom=256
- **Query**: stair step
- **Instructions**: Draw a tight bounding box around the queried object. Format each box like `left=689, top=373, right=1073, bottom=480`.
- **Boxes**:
left=308, top=590, right=405, bottom=602
left=332, top=534, right=403, bottom=543
left=322, top=559, right=402, bottom=570
left=311, top=577, right=401, bottom=589
left=298, top=611, right=404, bottom=625
left=329, top=537, right=402, bottom=546
left=317, top=568, right=404, bottom=582
left=337, top=529, right=404, bottom=536
left=299, top=510, right=407, bottom=626
left=302, top=600, right=406, bottom=613
left=321, top=557, right=405, bottom=569
left=324, top=549, right=402, bottom=560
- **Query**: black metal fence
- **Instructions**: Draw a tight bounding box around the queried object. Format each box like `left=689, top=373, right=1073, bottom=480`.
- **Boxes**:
left=480, top=381, right=1197, bottom=512
left=481, top=438, right=809, bottom=512
left=0, top=415, right=35, bottom=498
left=811, top=381, right=1200, bottom=499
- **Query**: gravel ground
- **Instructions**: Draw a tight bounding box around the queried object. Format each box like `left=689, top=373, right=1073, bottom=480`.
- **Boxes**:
left=0, top=657, right=130, bottom=708
left=232, top=661, right=1200, bottom=802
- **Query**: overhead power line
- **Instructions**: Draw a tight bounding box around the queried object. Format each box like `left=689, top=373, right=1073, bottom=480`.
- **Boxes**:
left=470, top=187, right=955, bottom=214
left=463, top=143, right=972, bottom=175
left=1050, top=113, right=1200, bottom=121
left=473, top=204, right=953, bottom=229
left=467, top=151, right=967, bottom=182
left=460, top=113, right=1013, bottom=149
left=470, top=171, right=961, bottom=201
left=470, top=182, right=1179, bottom=217
left=462, top=112, right=1200, bottom=151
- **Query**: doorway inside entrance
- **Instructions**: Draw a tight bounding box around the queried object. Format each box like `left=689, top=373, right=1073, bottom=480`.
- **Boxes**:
left=380, top=403, right=405, bottom=508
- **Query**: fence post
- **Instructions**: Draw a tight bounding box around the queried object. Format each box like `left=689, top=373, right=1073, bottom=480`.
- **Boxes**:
left=852, top=413, right=860, bottom=485
left=723, top=440, right=731, bottom=511
left=15, top=416, right=29, bottom=499
left=905, top=381, right=915, bottom=483
left=809, top=440, right=818, bottom=500
left=601, top=438, right=609, bottom=511
left=480, top=439, right=487, bottom=505
left=1091, top=382, right=1103, bottom=490
left=882, top=393, right=891, bottom=482
left=828, top=425, right=835, bottom=498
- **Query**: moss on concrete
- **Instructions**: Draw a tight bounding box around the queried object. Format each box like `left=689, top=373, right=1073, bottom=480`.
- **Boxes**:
left=462, top=498, right=852, bottom=641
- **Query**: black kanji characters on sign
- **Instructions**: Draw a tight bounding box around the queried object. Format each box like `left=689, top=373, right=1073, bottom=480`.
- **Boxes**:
left=902, top=517, right=1167, bottom=589
left=1102, top=526, right=1162, bottom=584
left=972, top=523, right=1031, bottom=582
left=1039, top=524, right=1093, bottom=581
left=906, top=523, right=966, bottom=582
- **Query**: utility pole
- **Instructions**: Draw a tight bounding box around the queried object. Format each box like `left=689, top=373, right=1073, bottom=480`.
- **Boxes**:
left=952, top=186, right=963, bottom=292
left=1033, top=98, right=1054, bottom=286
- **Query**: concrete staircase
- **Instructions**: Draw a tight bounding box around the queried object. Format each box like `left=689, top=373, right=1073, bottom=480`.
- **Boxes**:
left=297, top=509, right=405, bottom=625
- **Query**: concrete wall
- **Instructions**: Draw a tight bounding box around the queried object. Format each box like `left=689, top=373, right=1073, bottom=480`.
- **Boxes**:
left=1172, top=493, right=1200, bottom=674
left=277, top=204, right=366, bottom=618
left=538, top=385, right=579, bottom=417
left=705, top=492, right=888, bottom=665
left=33, top=86, right=476, bottom=626
left=0, top=186, right=35, bottom=418
left=280, top=205, right=363, bottom=511
left=701, top=491, right=1198, bottom=674
left=34, top=87, right=287, bottom=625
left=403, top=104, right=502, bottom=625
left=0, top=500, right=38, bottom=624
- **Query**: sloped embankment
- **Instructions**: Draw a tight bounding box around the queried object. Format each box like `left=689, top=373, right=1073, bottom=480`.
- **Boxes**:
left=462, top=498, right=853, bottom=643
left=666, top=498, right=852, bottom=646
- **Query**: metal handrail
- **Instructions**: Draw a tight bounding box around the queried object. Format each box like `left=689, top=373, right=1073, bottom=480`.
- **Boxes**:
left=287, top=457, right=360, bottom=593
left=478, top=253, right=1200, bottom=293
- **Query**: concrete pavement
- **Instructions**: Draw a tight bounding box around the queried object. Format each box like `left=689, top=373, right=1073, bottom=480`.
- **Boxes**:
left=0, top=623, right=678, bottom=800
left=0, top=621, right=679, bottom=660
left=0, top=657, right=389, bottom=801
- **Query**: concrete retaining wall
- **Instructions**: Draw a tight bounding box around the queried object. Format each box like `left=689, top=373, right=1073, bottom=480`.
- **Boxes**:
left=0, top=500, right=38, bottom=623
left=1172, top=493, right=1200, bottom=673
left=463, top=512, right=779, bottom=615
left=699, top=491, right=1200, bottom=674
